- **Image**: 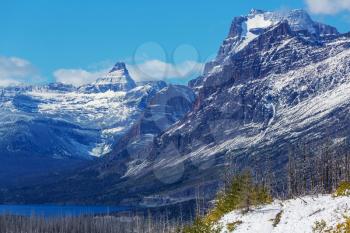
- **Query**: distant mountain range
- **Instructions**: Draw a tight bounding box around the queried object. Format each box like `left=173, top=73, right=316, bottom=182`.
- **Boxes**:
left=0, top=62, right=194, bottom=187
left=2, top=9, right=350, bottom=206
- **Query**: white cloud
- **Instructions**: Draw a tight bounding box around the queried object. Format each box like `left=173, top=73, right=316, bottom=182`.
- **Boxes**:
left=0, top=56, right=42, bottom=87
left=53, top=60, right=204, bottom=86
left=53, top=68, right=108, bottom=86
left=305, top=0, right=350, bottom=14
left=128, top=60, right=204, bottom=82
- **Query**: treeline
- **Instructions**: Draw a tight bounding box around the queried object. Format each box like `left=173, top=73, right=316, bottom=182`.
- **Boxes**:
left=287, top=139, right=350, bottom=197
left=182, top=171, right=272, bottom=233
left=2, top=139, right=350, bottom=233
left=0, top=172, right=272, bottom=233
left=182, top=138, right=350, bottom=232
left=227, top=138, right=350, bottom=199
left=0, top=214, right=184, bottom=233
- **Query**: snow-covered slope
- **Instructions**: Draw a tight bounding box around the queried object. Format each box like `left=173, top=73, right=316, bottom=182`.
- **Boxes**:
left=219, top=195, right=350, bottom=233
left=0, top=62, right=170, bottom=159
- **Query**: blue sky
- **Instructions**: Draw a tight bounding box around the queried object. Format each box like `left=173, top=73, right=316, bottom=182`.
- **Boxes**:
left=1, top=0, right=350, bottom=86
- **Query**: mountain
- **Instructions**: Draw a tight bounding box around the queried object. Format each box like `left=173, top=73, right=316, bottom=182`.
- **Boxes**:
left=0, top=62, right=162, bottom=159
left=0, top=63, right=194, bottom=187
left=4, top=9, right=350, bottom=205
left=203, top=9, right=338, bottom=76
left=102, top=84, right=196, bottom=179
left=79, top=62, right=136, bottom=93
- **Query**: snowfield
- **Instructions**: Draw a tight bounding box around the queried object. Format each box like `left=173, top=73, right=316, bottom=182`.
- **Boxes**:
left=218, top=195, right=350, bottom=233
left=0, top=63, right=169, bottom=158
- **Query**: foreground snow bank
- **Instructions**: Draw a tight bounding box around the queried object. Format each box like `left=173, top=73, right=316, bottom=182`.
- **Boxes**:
left=219, top=195, right=350, bottom=233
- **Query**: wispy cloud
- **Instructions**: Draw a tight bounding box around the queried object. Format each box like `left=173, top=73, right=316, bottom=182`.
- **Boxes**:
left=0, top=56, right=42, bottom=87
left=305, top=0, right=350, bottom=14
left=128, top=60, right=204, bottom=82
left=53, top=68, right=108, bottom=86
left=53, top=60, right=204, bottom=86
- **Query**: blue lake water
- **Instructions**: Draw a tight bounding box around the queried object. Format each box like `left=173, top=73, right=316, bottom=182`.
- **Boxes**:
left=0, top=205, right=129, bottom=217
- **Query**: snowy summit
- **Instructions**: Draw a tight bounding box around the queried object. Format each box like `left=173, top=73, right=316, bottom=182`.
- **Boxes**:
left=79, top=62, right=137, bottom=93
left=218, top=9, right=338, bottom=60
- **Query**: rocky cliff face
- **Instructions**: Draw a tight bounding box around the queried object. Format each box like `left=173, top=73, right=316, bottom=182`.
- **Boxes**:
left=108, top=9, right=350, bottom=204
left=102, top=84, right=196, bottom=179
left=143, top=9, right=350, bottom=201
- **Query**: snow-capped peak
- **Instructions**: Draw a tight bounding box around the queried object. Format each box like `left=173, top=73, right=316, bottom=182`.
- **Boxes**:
left=233, top=11, right=274, bottom=52
left=231, top=9, right=338, bottom=40
left=109, top=62, right=128, bottom=73
left=210, top=8, right=339, bottom=71
left=246, top=10, right=274, bottom=32
left=248, top=8, right=265, bottom=16
left=104, top=62, right=132, bottom=82
left=79, top=62, right=136, bottom=93
left=95, top=62, right=135, bottom=86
